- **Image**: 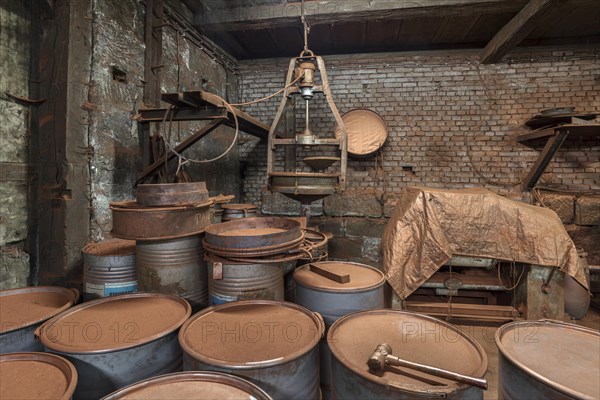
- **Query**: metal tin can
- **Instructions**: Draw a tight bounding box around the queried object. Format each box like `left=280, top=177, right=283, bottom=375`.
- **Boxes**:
left=0, top=286, right=79, bottom=353
left=101, top=371, right=273, bottom=400
left=83, top=239, right=137, bottom=300
left=294, top=261, right=385, bottom=398
left=36, top=293, right=191, bottom=399
left=0, top=352, right=78, bottom=400
left=496, top=319, right=599, bottom=400
left=328, top=309, right=488, bottom=399
left=179, top=300, right=325, bottom=400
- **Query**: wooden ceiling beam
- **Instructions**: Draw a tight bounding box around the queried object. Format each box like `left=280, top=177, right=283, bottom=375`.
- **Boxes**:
left=479, top=0, right=559, bottom=64
left=194, top=0, right=529, bottom=31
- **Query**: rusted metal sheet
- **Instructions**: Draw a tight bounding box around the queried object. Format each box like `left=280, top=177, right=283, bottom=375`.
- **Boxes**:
left=136, top=182, right=209, bottom=206
left=110, top=200, right=211, bottom=241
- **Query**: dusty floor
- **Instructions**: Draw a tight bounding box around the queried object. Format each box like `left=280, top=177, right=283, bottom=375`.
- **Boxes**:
left=456, top=307, right=600, bottom=400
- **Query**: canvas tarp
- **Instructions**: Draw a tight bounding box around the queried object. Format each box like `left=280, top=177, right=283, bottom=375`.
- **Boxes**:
left=382, top=187, right=588, bottom=300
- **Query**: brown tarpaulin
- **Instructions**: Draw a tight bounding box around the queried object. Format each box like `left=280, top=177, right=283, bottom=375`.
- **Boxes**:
left=382, top=187, right=588, bottom=300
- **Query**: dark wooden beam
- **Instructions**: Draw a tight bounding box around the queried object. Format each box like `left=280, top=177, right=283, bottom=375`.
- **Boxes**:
left=480, top=0, right=557, bottom=64
left=521, top=128, right=569, bottom=191
left=195, top=0, right=529, bottom=31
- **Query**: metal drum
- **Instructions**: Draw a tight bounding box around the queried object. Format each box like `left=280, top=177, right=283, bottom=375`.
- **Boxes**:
left=83, top=239, right=137, bottom=301
left=0, top=286, right=79, bottom=353
left=328, top=310, right=488, bottom=400
left=294, top=261, right=385, bottom=398
left=221, top=203, right=257, bottom=221
left=179, top=300, right=325, bottom=400
left=136, top=236, right=208, bottom=310
left=101, top=371, right=273, bottom=400
left=36, top=293, right=191, bottom=400
left=0, top=352, right=78, bottom=400
left=496, top=320, right=599, bottom=400
left=206, top=255, right=284, bottom=305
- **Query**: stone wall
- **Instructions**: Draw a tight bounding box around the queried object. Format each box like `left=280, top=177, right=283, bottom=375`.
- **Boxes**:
left=238, top=47, right=600, bottom=267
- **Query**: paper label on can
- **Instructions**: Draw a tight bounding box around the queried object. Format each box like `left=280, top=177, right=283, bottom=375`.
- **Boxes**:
left=85, top=281, right=137, bottom=297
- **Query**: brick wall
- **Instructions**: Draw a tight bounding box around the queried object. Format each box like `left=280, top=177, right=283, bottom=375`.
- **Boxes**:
left=237, top=47, right=600, bottom=267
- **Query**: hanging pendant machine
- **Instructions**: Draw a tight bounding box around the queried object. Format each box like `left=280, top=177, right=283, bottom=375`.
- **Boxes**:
left=267, top=49, right=348, bottom=205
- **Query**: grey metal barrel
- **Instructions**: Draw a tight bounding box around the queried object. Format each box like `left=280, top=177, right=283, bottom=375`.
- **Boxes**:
left=294, top=261, right=385, bottom=399
left=136, top=236, right=208, bottom=310
left=496, top=320, right=599, bottom=400
left=101, top=371, right=273, bottom=400
left=83, top=239, right=137, bottom=301
left=0, top=352, right=78, bottom=400
left=206, top=255, right=284, bottom=305
left=328, top=310, right=488, bottom=400
left=0, top=286, right=79, bottom=353
left=36, top=293, right=191, bottom=400
left=179, top=300, right=325, bottom=400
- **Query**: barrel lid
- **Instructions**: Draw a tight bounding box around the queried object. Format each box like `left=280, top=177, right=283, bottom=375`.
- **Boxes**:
left=0, top=286, right=79, bottom=334
left=294, top=262, right=385, bottom=292
left=0, top=352, right=77, bottom=400
left=327, top=310, right=487, bottom=395
left=37, top=293, right=191, bottom=354
left=222, top=203, right=257, bottom=211
left=179, top=300, right=324, bottom=369
left=334, top=108, right=388, bottom=157
left=101, top=371, right=272, bottom=400
left=83, top=239, right=136, bottom=257
left=496, top=320, right=600, bottom=399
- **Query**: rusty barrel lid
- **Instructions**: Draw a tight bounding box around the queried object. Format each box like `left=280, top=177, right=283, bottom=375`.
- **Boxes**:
left=294, top=261, right=385, bottom=293
left=221, top=203, right=257, bottom=211
left=0, top=286, right=80, bottom=334
left=179, top=300, right=324, bottom=369
left=327, top=310, right=487, bottom=396
left=37, top=293, right=191, bottom=354
left=101, top=371, right=273, bottom=400
left=83, top=238, right=136, bottom=257
left=0, top=352, right=77, bottom=400
left=136, top=182, right=209, bottom=207
left=496, top=319, right=600, bottom=399
left=334, top=108, right=388, bottom=158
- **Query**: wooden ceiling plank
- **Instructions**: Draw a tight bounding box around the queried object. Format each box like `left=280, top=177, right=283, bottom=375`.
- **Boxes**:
left=479, top=0, right=559, bottom=64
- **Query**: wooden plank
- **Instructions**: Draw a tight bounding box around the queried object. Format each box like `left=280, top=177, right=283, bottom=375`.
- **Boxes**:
left=309, top=263, right=350, bottom=284
left=521, top=128, right=569, bottom=191
left=518, top=124, right=600, bottom=143
left=480, top=0, right=557, bottom=64
left=136, top=119, right=225, bottom=184
left=137, top=107, right=228, bottom=122
left=194, top=0, right=528, bottom=31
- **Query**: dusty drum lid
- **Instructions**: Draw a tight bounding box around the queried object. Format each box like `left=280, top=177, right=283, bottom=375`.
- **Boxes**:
left=179, top=300, right=324, bottom=368
left=0, top=286, right=80, bottom=334
left=496, top=319, right=600, bottom=399
left=327, top=310, right=487, bottom=395
left=83, top=238, right=136, bottom=258
left=37, top=293, right=191, bottom=353
left=0, top=352, right=78, bottom=400
left=294, top=261, right=385, bottom=292
left=334, top=108, right=388, bottom=158
left=136, top=182, right=209, bottom=207
left=101, top=371, right=273, bottom=400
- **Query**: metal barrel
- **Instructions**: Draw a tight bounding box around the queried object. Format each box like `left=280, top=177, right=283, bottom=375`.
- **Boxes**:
left=294, top=261, right=385, bottom=399
left=1, top=352, right=78, bottom=400
left=136, top=236, right=208, bottom=311
left=36, top=293, right=192, bottom=400
left=207, top=256, right=284, bottom=305
left=0, top=286, right=79, bottom=353
left=179, top=300, right=325, bottom=400
left=496, top=320, right=599, bottom=400
left=221, top=203, right=257, bottom=222
left=101, top=371, right=273, bottom=400
left=83, top=239, right=137, bottom=301
left=328, top=310, right=488, bottom=400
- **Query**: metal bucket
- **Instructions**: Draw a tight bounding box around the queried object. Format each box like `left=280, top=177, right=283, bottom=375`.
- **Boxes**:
left=206, top=255, right=284, bottom=305
left=0, top=286, right=79, bottom=353
left=328, top=310, right=488, bottom=400
left=221, top=203, right=257, bottom=221
left=36, top=293, right=191, bottom=400
left=179, top=300, right=325, bottom=400
left=101, top=371, right=273, bottom=400
left=294, top=261, right=385, bottom=398
left=496, top=319, right=599, bottom=400
left=83, top=239, right=137, bottom=301
left=0, top=352, right=78, bottom=400
left=137, top=236, right=208, bottom=310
